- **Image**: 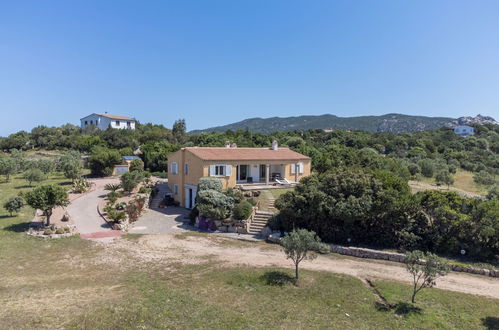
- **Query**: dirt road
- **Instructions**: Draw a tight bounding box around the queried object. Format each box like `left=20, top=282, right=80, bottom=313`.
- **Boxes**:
left=105, top=233, right=499, bottom=300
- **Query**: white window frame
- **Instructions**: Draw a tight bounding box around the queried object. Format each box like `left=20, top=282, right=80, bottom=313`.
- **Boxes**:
left=291, top=162, right=304, bottom=174
left=171, top=162, right=178, bottom=174
left=174, top=184, right=179, bottom=195
left=209, top=164, right=232, bottom=177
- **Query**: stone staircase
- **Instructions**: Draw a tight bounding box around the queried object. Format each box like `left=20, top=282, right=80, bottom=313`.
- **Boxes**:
left=267, top=198, right=276, bottom=212
left=150, top=183, right=169, bottom=208
left=248, top=210, right=274, bottom=235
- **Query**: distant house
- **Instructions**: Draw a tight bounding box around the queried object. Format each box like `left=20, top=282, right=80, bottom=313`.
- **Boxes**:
left=112, top=156, right=141, bottom=175
left=80, top=113, right=136, bottom=130
left=454, top=125, right=474, bottom=137
left=167, top=141, right=311, bottom=208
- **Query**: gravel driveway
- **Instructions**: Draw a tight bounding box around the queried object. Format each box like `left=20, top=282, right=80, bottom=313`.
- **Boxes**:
left=67, top=179, right=118, bottom=235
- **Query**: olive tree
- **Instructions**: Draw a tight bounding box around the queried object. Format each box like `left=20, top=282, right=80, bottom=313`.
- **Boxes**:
left=24, top=184, right=69, bottom=226
left=435, top=170, right=454, bottom=188
left=23, top=168, right=45, bottom=186
left=281, top=229, right=328, bottom=280
left=0, top=157, right=17, bottom=181
left=3, top=196, right=25, bottom=216
left=404, top=250, right=450, bottom=303
left=59, top=151, right=83, bottom=180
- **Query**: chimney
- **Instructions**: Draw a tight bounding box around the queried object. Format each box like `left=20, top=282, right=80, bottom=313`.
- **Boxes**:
left=225, top=141, right=231, bottom=148
left=271, top=140, right=278, bottom=150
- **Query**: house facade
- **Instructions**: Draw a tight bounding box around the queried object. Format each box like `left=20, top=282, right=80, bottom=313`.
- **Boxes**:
left=453, top=125, right=474, bottom=136
left=80, top=113, right=136, bottom=130
left=167, top=142, right=311, bottom=208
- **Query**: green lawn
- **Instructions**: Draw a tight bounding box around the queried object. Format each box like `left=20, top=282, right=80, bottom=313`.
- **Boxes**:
left=256, top=188, right=293, bottom=211
left=1, top=174, right=498, bottom=329
left=409, top=170, right=488, bottom=196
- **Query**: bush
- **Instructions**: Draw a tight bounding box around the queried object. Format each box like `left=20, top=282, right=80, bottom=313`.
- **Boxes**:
left=226, top=188, right=244, bottom=203
left=115, top=202, right=127, bottom=210
left=89, top=147, right=121, bottom=176
left=419, top=159, right=435, bottom=178
left=73, top=178, right=91, bottom=193
left=107, top=210, right=126, bottom=223
left=407, top=163, right=420, bottom=176
left=246, top=197, right=257, bottom=206
left=43, top=229, right=54, bottom=235
left=107, top=192, right=119, bottom=204
left=129, top=158, right=144, bottom=172
left=104, top=183, right=121, bottom=192
left=196, top=189, right=234, bottom=219
left=198, top=177, right=223, bottom=192
left=232, top=200, right=253, bottom=220
left=151, top=171, right=168, bottom=178
left=474, top=170, right=496, bottom=186
left=138, top=186, right=151, bottom=194
left=55, top=228, right=65, bottom=234
left=121, top=171, right=144, bottom=193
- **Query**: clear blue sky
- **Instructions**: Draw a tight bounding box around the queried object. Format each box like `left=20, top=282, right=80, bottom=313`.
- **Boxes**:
left=1, top=0, right=498, bottom=136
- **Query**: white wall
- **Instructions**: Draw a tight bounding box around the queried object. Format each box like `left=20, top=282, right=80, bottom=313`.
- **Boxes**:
left=80, top=114, right=136, bottom=130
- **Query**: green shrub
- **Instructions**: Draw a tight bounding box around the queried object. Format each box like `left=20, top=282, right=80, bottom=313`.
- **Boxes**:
left=151, top=171, right=168, bottom=178
left=107, top=210, right=126, bottom=223
left=73, top=177, right=91, bottom=193
left=129, top=158, right=144, bottom=172
left=419, top=159, right=435, bottom=178
left=43, top=229, right=54, bottom=235
left=55, top=228, right=65, bottom=234
left=474, top=170, right=496, bottom=186
left=138, top=186, right=151, bottom=194
left=198, top=177, right=223, bottom=192
left=196, top=189, right=234, bottom=219
left=107, top=192, right=119, bottom=204
left=104, top=183, right=121, bottom=192
left=232, top=200, right=253, bottom=220
left=121, top=171, right=144, bottom=193
left=246, top=198, right=257, bottom=206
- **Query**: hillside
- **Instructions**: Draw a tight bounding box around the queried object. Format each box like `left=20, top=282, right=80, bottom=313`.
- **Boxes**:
left=190, top=113, right=496, bottom=134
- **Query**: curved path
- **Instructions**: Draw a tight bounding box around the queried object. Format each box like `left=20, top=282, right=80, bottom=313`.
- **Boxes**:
left=67, top=179, right=121, bottom=239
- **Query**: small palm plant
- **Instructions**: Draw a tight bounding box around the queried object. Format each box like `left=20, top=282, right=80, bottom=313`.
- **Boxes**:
left=104, top=183, right=121, bottom=192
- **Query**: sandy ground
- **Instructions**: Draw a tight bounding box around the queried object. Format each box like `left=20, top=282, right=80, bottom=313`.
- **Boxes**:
left=100, top=233, right=499, bottom=300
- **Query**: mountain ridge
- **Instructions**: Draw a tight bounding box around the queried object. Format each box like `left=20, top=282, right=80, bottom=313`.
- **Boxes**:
left=190, top=113, right=497, bottom=134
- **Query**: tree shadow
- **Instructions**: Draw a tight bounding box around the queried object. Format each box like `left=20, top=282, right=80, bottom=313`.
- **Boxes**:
left=260, top=271, right=296, bottom=286
left=15, top=185, right=32, bottom=189
left=4, top=222, right=29, bottom=233
left=482, top=317, right=499, bottom=330
left=374, top=301, right=422, bottom=316
left=393, top=302, right=422, bottom=316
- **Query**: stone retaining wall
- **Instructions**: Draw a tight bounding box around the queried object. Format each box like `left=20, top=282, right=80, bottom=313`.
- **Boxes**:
left=330, top=245, right=499, bottom=278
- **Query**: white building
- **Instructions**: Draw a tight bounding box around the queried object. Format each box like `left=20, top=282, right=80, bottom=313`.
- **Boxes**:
left=453, top=125, right=474, bottom=137
left=80, top=113, right=136, bottom=130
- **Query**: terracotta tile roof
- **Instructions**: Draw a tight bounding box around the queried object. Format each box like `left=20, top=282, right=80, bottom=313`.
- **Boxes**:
left=96, top=113, right=136, bottom=121
left=185, top=147, right=310, bottom=161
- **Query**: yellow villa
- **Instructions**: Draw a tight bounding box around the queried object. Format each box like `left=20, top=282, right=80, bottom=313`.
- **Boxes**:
left=167, top=141, right=311, bottom=208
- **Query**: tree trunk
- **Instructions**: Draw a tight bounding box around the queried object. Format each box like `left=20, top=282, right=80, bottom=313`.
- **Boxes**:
left=45, top=210, right=52, bottom=226
left=295, top=262, right=299, bottom=280
left=411, top=290, right=416, bottom=303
